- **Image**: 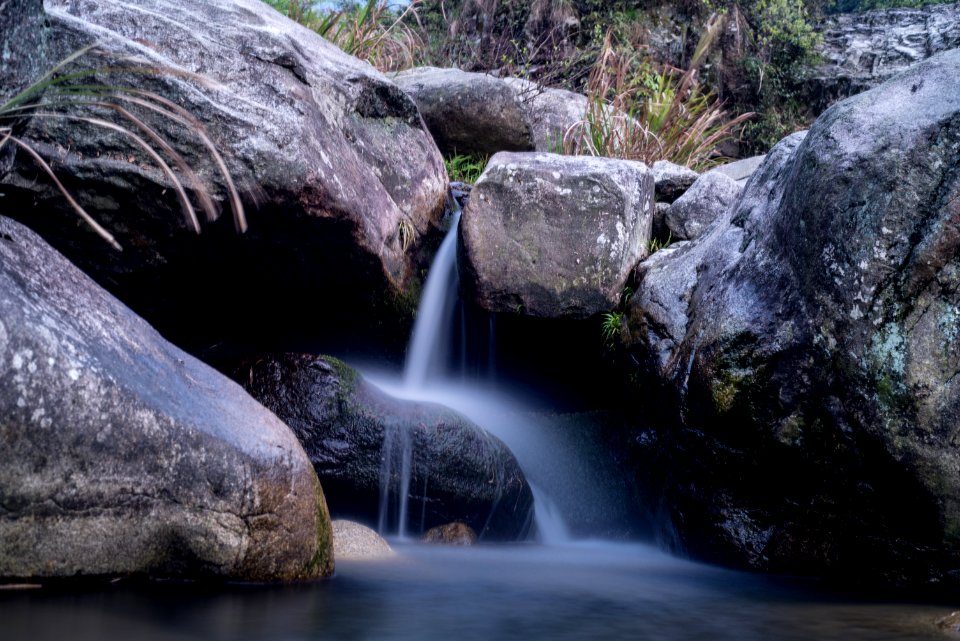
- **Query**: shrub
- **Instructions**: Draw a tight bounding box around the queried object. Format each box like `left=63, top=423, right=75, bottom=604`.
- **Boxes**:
left=444, top=153, right=488, bottom=184
left=562, top=29, right=752, bottom=169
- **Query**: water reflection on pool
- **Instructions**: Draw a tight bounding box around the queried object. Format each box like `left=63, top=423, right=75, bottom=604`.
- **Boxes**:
left=3, top=541, right=955, bottom=641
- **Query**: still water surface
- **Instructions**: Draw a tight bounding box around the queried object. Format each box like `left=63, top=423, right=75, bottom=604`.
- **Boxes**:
left=3, top=541, right=956, bottom=640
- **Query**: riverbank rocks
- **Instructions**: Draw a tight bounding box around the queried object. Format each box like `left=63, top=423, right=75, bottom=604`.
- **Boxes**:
left=331, top=520, right=394, bottom=560
left=0, top=216, right=332, bottom=583
left=810, top=2, right=960, bottom=111
left=460, top=152, right=654, bottom=318
left=234, top=354, right=535, bottom=541
left=664, top=171, right=742, bottom=241
left=393, top=67, right=588, bottom=156
left=0, top=0, right=447, bottom=357
left=625, top=50, right=960, bottom=584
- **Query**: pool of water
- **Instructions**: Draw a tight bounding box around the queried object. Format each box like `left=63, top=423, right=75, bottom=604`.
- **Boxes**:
left=3, top=541, right=956, bottom=640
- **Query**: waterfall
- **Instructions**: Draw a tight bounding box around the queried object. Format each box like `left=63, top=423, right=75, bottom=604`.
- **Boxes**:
left=376, top=206, right=573, bottom=543
left=403, top=211, right=462, bottom=390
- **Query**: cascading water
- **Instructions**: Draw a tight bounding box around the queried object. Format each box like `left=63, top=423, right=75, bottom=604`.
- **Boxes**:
left=402, top=210, right=462, bottom=390
left=375, top=205, right=576, bottom=541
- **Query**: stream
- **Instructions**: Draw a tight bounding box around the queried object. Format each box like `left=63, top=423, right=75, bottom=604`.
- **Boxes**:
left=3, top=206, right=957, bottom=640
left=3, top=542, right=954, bottom=640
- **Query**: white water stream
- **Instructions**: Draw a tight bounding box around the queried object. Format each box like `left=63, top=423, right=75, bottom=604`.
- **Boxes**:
left=374, top=210, right=573, bottom=541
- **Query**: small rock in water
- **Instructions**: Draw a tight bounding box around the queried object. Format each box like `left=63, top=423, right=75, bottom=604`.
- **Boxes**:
left=422, top=523, right=478, bottom=546
left=332, top=520, right=394, bottom=561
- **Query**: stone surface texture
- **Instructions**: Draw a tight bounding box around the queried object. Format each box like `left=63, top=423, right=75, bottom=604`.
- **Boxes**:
left=626, top=50, right=960, bottom=584
left=234, top=353, right=535, bottom=541
left=2, top=0, right=447, bottom=355
left=460, top=151, right=654, bottom=318
left=0, top=215, right=332, bottom=582
left=664, top=171, right=743, bottom=241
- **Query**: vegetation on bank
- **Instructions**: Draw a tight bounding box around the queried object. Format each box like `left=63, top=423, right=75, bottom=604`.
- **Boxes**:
left=260, top=0, right=952, bottom=157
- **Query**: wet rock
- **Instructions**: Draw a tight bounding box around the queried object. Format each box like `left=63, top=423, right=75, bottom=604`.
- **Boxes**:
left=664, top=171, right=742, bottom=241
left=628, top=50, right=960, bottom=584
left=393, top=67, right=533, bottom=155
left=810, top=3, right=960, bottom=111
left=0, top=216, right=332, bottom=582
left=652, top=160, right=700, bottom=204
left=460, top=151, right=654, bottom=318
left=1, top=0, right=447, bottom=357
left=422, top=522, right=477, bottom=545
left=234, top=354, right=535, bottom=541
left=332, top=520, right=394, bottom=560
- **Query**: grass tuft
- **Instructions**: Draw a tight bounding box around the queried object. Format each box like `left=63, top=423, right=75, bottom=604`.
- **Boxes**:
left=562, top=27, right=753, bottom=170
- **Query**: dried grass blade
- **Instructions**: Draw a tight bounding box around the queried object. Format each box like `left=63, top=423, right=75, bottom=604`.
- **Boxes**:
left=6, top=135, right=122, bottom=250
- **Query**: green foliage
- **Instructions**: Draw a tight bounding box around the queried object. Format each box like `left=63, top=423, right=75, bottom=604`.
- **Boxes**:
left=262, top=0, right=424, bottom=72
left=648, top=232, right=673, bottom=253
left=0, top=46, right=246, bottom=250
left=601, top=310, right=624, bottom=346
left=444, top=153, right=488, bottom=184
left=563, top=30, right=752, bottom=169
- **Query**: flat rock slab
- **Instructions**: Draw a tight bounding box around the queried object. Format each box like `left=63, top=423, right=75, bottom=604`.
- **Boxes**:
left=460, top=152, right=653, bottom=318
left=0, top=216, right=332, bottom=582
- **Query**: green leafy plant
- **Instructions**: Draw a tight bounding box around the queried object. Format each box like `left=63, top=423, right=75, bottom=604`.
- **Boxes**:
left=444, top=153, right=488, bottom=184
left=601, top=310, right=624, bottom=346
left=563, top=27, right=753, bottom=169
left=648, top=232, right=673, bottom=253
left=0, top=45, right=246, bottom=250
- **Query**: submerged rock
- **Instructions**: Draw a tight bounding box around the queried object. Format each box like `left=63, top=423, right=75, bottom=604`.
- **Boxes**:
left=460, top=152, right=654, bottom=318
left=0, top=216, right=332, bottom=582
left=664, top=171, right=742, bottom=241
left=332, top=520, right=394, bottom=560
left=422, top=522, right=477, bottom=546
left=235, top=354, right=535, bottom=541
left=2, top=0, right=447, bottom=356
left=626, top=50, right=960, bottom=584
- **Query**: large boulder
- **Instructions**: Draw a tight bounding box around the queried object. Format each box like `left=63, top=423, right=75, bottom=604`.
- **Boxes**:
left=393, top=68, right=588, bottom=156
left=503, top=77, right=589, bottom=153
left=810, top=2, right=960, bottom=111
left=625, top=50, right=960, bottom=584
left=234, top=353, right=535, bottom=541
left=0, top=215, right=332, bottom=582
left=392, top=67, right=533, bottom=156
left=1, top=0, right=447, bottom=357
left=460, top=152, right=653, bottom=318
